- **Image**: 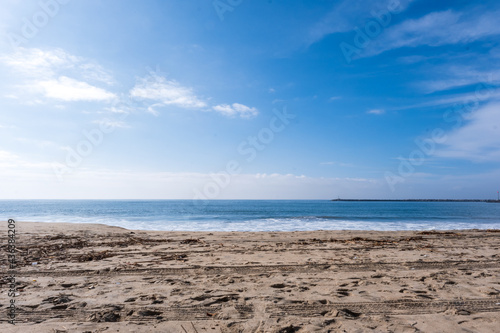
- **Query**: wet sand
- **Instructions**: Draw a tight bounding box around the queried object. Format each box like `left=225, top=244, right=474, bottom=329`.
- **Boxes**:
left=1, top=222, right=500, bottom=332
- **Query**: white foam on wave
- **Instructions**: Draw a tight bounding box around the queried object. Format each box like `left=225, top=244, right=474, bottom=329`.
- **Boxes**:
left=11, top=215, right=500, bottom=232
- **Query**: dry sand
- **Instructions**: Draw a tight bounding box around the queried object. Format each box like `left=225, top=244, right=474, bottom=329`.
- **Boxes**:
left=1, top=221, right=500, bottom=332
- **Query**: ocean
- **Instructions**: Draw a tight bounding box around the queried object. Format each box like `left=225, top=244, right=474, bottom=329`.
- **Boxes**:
left=1, top=200, right=499, bottom=232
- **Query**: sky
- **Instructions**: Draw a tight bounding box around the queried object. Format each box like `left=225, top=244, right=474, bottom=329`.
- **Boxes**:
left=0, top=0, right=499, bottom=200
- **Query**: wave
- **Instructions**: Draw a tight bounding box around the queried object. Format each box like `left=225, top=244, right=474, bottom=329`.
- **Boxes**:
left=10, top=215, right=500, bottom=232
left=296, top=215, right=342, bottom=220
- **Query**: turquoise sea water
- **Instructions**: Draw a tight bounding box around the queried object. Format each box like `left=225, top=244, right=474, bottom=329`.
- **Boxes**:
left=1, top=200, right=499, bottom=231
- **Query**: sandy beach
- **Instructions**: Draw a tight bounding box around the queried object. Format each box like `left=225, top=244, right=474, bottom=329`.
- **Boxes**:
left=1, top=222, right=499, bottom=332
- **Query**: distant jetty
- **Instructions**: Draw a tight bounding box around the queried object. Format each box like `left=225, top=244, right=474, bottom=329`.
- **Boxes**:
left=331, top=199, right=500, bottom=203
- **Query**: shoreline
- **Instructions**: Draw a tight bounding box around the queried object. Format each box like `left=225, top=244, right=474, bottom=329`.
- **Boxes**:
left=1, top=222, right=499, bottom=332
left=8, top=220, right=500, bottom=233
left=6, top=220, right=500, bottom=233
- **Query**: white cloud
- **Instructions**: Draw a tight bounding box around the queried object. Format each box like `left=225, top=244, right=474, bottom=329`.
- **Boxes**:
left=367, top=109, right=385, bottom=115
left=212, top=103, right=259, bottom=119
left=2, top=154, right=498, bottom=199
left=0, top=146, right=383, bottom=199
left=436, top=102, right=500, bottom=161
left=130, top=74, right=258, bottom=119
left=0, top=48, right=113, bottom=83
left=0, top=163, right=387, bottom=199
left=272, top=99, right=286, bottom=104
left=393, top=87, right=500, bottom=111
left=0, top=150, right=19, bottom=161
left=130, top=75, right=207, bottom=109
left=15, top=137, right=60, bottom=149
left=307, top=0, right=415, bottom=46
left=397, top=55, right=433, bottom=64
left=365, top=9, right=500, bottom=57
left=146, top=103, right=162, bottom=116
left=79, top=63, right=115, bottom=85
left=0, top=48, right=78, bottom=78
left=329, top=96, right=342, bottom=101
left=0, top=48, right=116, bottom=102
left=92, top=119, right=129, bottom=129
left=0, top=149, right=56, bottom=171
left=38, top=76, right=116, bottom=101
left=320, top=161, right=356, bottom=167
left=105, top=106, right=130, bottom=114
left=417, top=66, right=500, bottom=94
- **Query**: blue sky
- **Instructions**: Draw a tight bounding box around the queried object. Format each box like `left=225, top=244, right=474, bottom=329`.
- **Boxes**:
left=0, top=0, right=499, bottom=199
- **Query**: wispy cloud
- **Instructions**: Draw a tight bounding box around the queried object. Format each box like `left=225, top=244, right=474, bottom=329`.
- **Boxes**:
left=131, top=73, right=259, bottom=119
left=0, top=150, right=19, bottom=161
left=212, top=103, right=259, bottom=119
left=416, top=65, right=500, bottom=94
left=306, top=0, right=415, bottom=46
left=79, top=63, right=115, bottom=85
left=329, top=96, right=342, bottom=102
left=397, top=55, right=434, bottom=64
left=367, top=109, right=385, bottom=115
left=393, top=87, right=500, bottom=111
left=436, top=102, right=500, bottom=161
left=130, top=74, right=207, bottom=109
left=0, top=149, right=57, bottom=171
left=0, top=47, right=116, bottom=102
left=365, top=9, right=500, bottom=57
left=105, top=106, right=131, bottom=115
left=38, top=76, right=116, bottom=101
left=320, top=161, right=356, bottom=167
left=15, top=137, right=60, bottom=149
left=0, top=48, right=114, bottom=83
left=146, top=103, right=162, bottom=116
left=0, top=164, right=385, bottom=199
left=92, top=119, right=130, bottom=129
left=0, top=48, right=78, bottom=78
